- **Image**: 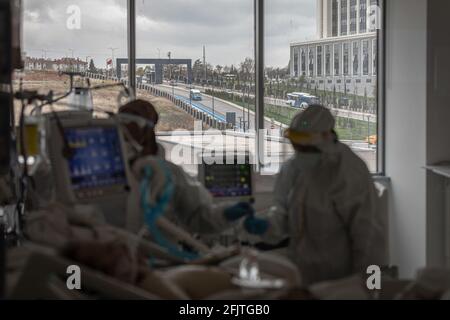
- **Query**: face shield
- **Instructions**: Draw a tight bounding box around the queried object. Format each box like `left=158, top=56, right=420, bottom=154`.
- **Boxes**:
left=284, top=129, right=326, bottom=148
left=285, top=105, right=338, bottom=170
left=117, top=113, right=156, bottom=161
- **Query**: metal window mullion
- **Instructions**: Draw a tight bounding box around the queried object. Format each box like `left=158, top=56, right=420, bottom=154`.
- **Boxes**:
left=254, top=0, right=265, bottom=171
left=127, top=0, right=136, bottom=98
left=376, top=0, right=386, bottom=175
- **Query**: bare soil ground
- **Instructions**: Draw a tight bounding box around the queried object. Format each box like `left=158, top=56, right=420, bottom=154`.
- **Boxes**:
left=13, top=70, right=195, bottom=131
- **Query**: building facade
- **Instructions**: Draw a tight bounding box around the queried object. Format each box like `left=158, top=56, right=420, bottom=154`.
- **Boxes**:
left=290, top=0, right=380, bottom=98
left=25, top=57, right=88, bottom=72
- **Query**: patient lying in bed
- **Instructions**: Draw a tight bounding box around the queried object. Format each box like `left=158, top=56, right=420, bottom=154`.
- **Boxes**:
left=22, top=201, right=304, bottom=299
left=60, top=240, right=305, bottom=300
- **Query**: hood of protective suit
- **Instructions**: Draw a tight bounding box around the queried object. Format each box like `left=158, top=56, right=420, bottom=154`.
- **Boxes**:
left=285, top=105, right=336, bottom=147
left=289, top=105, right=335, bottom=134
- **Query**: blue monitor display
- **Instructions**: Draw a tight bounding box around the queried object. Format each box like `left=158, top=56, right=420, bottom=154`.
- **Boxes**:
left=64, top=127, right=127, bottom=191
left=203, top=162, right=252, bottom=198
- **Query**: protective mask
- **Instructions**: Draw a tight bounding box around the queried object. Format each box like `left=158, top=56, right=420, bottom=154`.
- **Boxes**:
left=315, top=140, right=335, bottom=154
left=295, top=152, right=322, bottom=171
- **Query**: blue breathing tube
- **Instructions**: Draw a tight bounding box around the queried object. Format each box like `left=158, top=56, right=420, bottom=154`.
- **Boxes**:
left=139, top=159, right=199, bottom=261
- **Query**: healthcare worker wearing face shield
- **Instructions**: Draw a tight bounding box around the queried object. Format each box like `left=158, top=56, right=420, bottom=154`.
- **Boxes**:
left=119, top=100, right=254, bottom=236
left=244, top=104, right=386, bottom=285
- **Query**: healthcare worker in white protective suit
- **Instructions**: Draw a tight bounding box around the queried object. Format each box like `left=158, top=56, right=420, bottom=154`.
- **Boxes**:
left=119, top=99, right=254, bottom=236
left=244, top=104, right=386, bottom=285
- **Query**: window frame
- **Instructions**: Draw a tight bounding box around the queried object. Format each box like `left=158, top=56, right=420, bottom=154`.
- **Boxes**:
left=126, top=0, right=386, bottom=174
left=375, top=0, right=386, bottom=175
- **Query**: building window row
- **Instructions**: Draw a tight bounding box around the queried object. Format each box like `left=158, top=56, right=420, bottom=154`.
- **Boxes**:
left=360, top=0, right=367, bottom=33
left=332, top=0, right=339, bottom=37
left=329, top=0, right=379, bottom=37
left=340, top=0, right=348, bottom=36
left=293, top=38, right=377, bottom=78
left=350, top=0, right=358, bottom=35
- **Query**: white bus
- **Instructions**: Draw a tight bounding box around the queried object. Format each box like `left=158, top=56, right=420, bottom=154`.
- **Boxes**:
left=286, top=92, right=320, bottom=109
left=190, top=89, right=202, bottom=101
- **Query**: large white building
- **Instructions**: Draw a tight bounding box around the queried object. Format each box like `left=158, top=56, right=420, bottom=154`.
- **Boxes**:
left=290, top=0, right=380, bottom=100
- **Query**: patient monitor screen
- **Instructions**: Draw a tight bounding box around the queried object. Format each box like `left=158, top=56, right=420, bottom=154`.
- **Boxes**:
left=203, top=161, right=252, bottom=198
left=64, top=126, right=127, bottom=199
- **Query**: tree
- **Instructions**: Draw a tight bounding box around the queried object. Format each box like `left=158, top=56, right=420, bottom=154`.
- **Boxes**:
left=353, top=86, right=359, bottom=108
left=136, top=67, right=145, bottom=77
left=276, top=69, right=280, bottom=98
left=299, top=75, right=306, bottom=90
left=89, top=59, right=96, bottom=73
left=364, top=87, right=368, bottom=111
left=333, top=85, right=337, bottom=107
left=239, top=57, right=255, bottom=84
left=192, top=59, right=204, bottom=82
left=215, top=65, right=223, bottom=87
left=206, top=63, right=214, bottom=82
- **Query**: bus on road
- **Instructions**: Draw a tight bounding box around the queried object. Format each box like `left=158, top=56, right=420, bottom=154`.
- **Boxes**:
left=190, top=89, right=202, bottom=101
left=286, top=92, right=320, bottom=109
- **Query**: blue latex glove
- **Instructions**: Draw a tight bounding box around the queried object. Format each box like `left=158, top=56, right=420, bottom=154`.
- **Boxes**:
left=244, top=216, right=269, bottom=235
left=224, top=202, right=255, bottom=221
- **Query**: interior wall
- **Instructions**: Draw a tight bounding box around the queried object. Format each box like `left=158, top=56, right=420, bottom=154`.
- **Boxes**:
left=385, top=0, right=428, bottom=278
left=426, top=1, right=450, bottom=164
left=426, top=0, right=450, bottom=267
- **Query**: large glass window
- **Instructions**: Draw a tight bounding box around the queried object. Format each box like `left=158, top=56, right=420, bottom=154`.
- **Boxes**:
left=308, top=48, right=315, bottom=77
left=332, top=0, right=339, bottom=37
left=362, top=40, right=369, bottom=75
left=16, top=0, right=128, bottom=123
left=301, top=48, right=306, bottom=76
left=325, top=45, right=331, bottom=76
left=334, top=43, right=341, bottom=76
left=135, top=0, right=254, bottom=171
left=18, top=0, right=383, bottom=176
left=372, top=38, right=377, bottom=75
left=343, top=42, right=350, bottom=76
left=341, top=0, right=348, bottom=36
left=360, top=0, right=368, bottom=33
left=369, top=0, right=379, bottom=32
left=293, top=50, right=299, bottom=77
left=352, top=41, right=360, bottom=75
left=316, top=46, right=323, bottom=77
left=268, top=0, right=382, bottom=173
left=350, top=0, right=357, bottom=35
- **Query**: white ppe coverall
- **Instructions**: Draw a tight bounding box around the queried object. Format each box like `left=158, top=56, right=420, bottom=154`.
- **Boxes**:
left=257, top=142, right=386, bottom=285
left=126, top=156, right=233, bottom=236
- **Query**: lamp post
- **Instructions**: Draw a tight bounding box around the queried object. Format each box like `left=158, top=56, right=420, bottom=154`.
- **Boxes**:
left=168, top=51, right=174, bottom=96
left=108, top=47, right=118, bottom=78
left=189, top=80, right=192, bottom=108
left=85, top=56, right=91, bottom=73
left=242, top=86, right=246, bottom=132
left=68, top=48, right=75, bottom=71
left=247, top=84, right=250, bottom=130
left=212, top=89, right=215, bottom=120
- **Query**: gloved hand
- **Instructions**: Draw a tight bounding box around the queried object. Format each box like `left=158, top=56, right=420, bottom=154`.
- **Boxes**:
left=224, top=202, right=255, bottom=221
left=244, top=216, right=269, bottom=235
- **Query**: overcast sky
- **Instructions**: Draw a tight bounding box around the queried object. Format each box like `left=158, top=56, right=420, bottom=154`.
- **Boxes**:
left=23, top=0, right=316, bottom=68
